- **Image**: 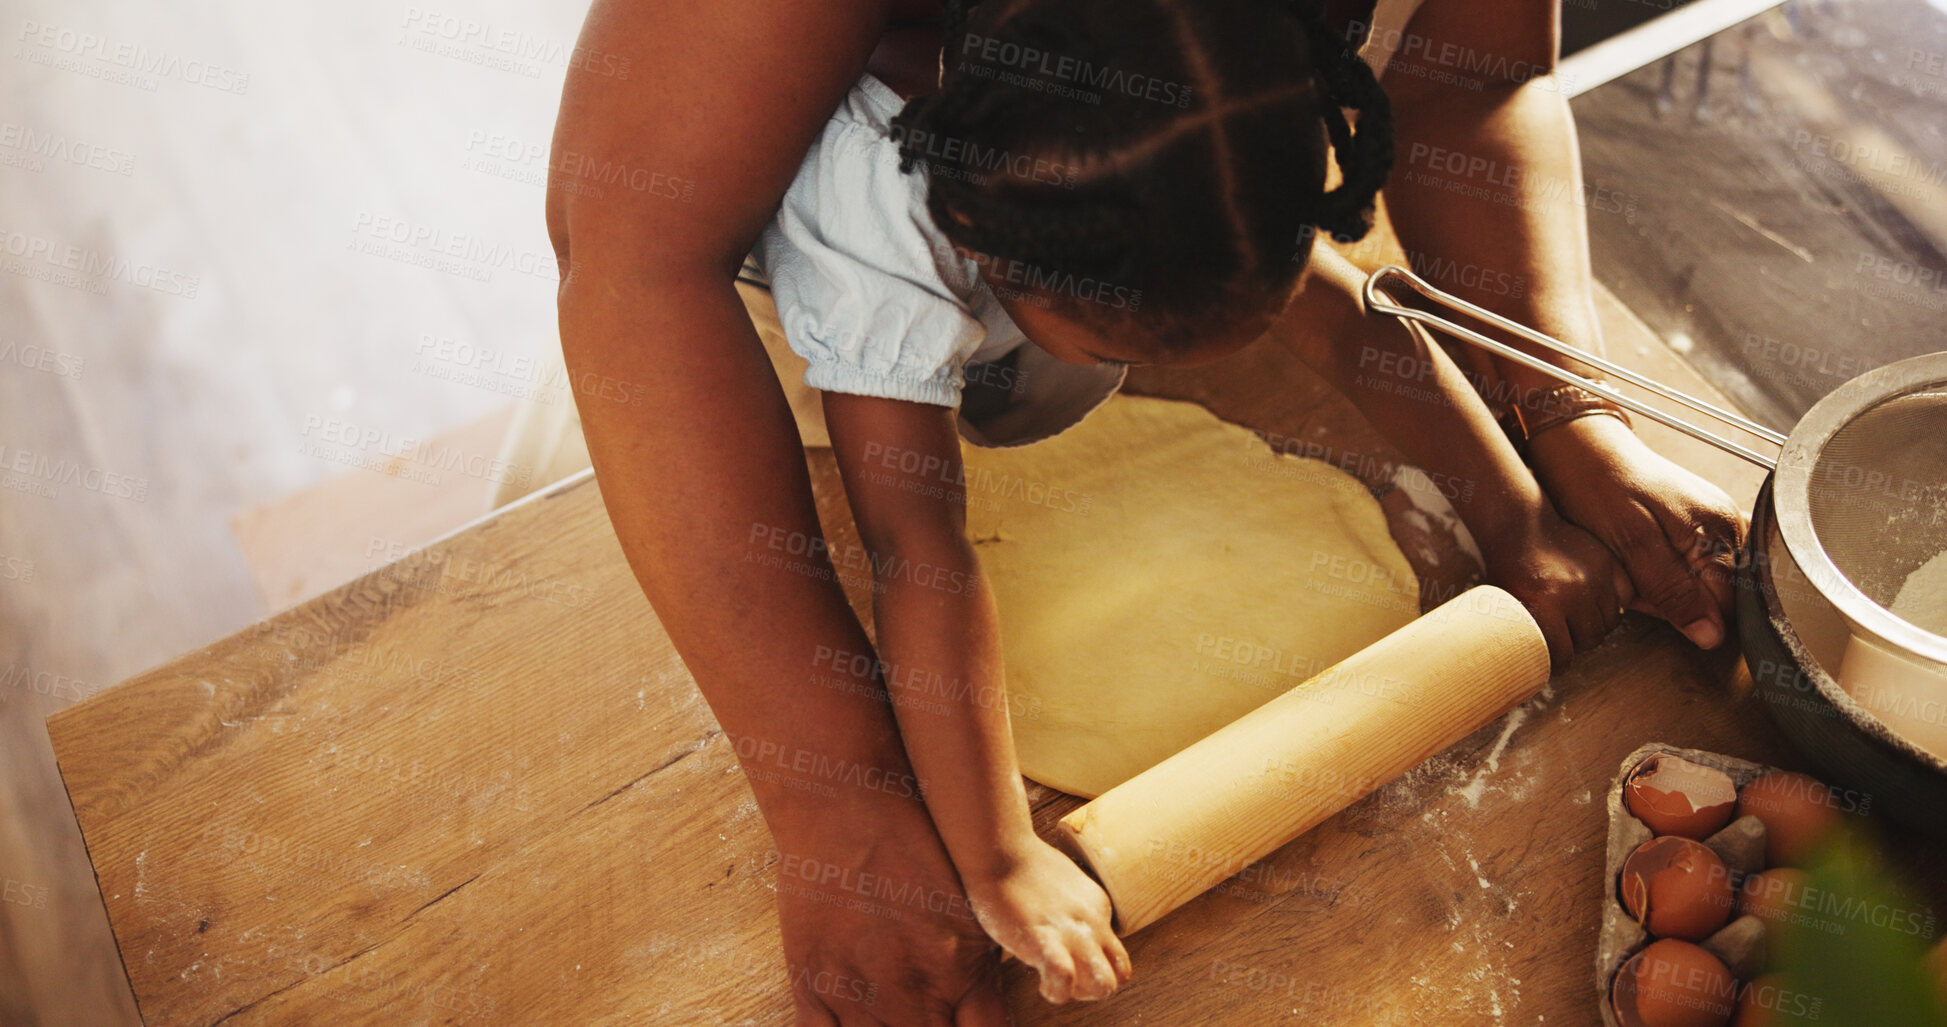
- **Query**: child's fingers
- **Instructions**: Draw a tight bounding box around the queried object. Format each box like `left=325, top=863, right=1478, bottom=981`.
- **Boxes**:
left=1067, top=941, right=1121, bottom=1001
left=1033, top=931, right=1079, bottom=1004
left=1079, top=886, right=1129, bottom=986
left=1104, top=931, right=1133, bottom=985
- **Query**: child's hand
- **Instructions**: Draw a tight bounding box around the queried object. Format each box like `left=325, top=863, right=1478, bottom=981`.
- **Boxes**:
left=1478, top=504, right=1629, bottom=669
left=1527, top=416, right=1747, bottom=652
left=962, top=839, right=1132, bottom=1004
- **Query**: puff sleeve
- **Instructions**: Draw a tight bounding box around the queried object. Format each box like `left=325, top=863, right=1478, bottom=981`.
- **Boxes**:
left=750, top=100, right=990, bottom=408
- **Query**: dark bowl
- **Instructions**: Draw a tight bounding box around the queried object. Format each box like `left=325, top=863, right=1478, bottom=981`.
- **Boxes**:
left=1737, top=475, right=1947, bottom=837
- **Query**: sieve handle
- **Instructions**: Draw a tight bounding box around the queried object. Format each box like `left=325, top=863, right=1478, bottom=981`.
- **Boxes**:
left=1361, top=265, right=1784, bottom=469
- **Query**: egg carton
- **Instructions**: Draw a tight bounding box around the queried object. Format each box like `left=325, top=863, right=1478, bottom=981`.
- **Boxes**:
left=1597, top=742, right=1779, bottom=1027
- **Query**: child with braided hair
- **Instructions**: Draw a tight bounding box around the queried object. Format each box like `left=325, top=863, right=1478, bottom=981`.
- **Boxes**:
left=550, top=0, right=1747, bottom=1020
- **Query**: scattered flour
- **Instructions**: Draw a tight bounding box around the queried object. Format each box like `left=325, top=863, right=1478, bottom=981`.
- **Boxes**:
left=1338, top=677, right=1561, bottom=1023
left=1380, top=689, right=1559, bottom=1023
left=1392, top=464, right=1482, bottom=564
left=1892, top=550, right=1947, bottom=636
left=1452, top=707, right=1531, bottom=810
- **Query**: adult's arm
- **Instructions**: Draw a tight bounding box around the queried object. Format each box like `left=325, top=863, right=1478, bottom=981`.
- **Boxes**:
left=548, top=3, right=1009, bottom=1023
left=551, top=0, right=897, bottom=836
left=1273, top=244, right=1625, bottom=666
left=1379, top=0, right=1745, bottom=648
left=1378, top=0, right=1596, bottom=408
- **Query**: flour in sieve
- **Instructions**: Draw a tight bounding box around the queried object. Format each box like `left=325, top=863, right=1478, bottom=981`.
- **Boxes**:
left=1891, top=550, right=1947, bottom=636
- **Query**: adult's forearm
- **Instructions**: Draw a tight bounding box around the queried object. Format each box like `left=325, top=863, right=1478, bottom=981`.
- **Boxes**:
left=1274, top=245, right=1550, bottom=554
left=1386, top=80, right=1611, bottom=412
left=560, top=267, right=921, bottom=839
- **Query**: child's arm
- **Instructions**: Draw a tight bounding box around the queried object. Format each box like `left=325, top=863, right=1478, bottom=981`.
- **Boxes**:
left=821, top=389, right=1132, bottom=1004
left=1274, top=244, right=1628, bottom=668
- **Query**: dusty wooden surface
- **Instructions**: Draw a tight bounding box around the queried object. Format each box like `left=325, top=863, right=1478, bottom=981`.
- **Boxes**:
left=47, top=290, right=1945, bottom=1025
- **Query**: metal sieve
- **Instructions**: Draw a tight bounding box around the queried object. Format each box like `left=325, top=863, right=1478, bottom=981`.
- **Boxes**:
left=1360, top=265, right=1947, bottom=697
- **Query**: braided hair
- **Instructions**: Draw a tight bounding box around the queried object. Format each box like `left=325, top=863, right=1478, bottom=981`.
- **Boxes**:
left=891, top=0, right=1394, bottom=353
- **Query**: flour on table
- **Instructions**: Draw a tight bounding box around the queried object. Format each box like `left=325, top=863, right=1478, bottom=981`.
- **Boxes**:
left=1390, top=464, right=1481, bottom=565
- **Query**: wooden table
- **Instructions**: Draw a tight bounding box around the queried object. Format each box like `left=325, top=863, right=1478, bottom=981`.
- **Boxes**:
left=47, top=289, right=1943, bottom=1025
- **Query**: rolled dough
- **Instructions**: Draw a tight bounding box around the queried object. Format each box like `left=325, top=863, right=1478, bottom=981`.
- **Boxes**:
left=962, top=394, right=1420, bottom=798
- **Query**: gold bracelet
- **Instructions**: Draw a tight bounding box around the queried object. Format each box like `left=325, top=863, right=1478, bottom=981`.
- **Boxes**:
left=1514, top=379, right=1632, bottom=442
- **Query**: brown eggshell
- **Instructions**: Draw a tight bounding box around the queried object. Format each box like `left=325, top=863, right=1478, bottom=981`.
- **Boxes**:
left=1612, top=939, right=1738, bottom=1027
left=1620, top=837, right=1736, bottom=940
left=1732, top=972, right=1821, bottom=1026
left=1626, top=755, right=1740, bottom=839
left=1736, top=773, right=1841, bottom=866
left=1737, top=868, right=1811, bottom=928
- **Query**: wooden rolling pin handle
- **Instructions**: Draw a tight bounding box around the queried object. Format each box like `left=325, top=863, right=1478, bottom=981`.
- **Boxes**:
left=1054, top=585, right=1550, bottom=935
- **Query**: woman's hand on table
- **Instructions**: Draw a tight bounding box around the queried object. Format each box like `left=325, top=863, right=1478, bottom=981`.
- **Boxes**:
left=773, top=801, right=1011, bottom=1026
left=1526, top=415, right=1747, bottom=653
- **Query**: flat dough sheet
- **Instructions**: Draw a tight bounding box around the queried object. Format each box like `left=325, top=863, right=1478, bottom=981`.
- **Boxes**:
left=963, top=393, right=1420, bottom=798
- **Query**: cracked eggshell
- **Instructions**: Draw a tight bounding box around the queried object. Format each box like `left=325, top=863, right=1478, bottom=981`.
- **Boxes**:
left=1620, top=836, right=1736, bottom=941
left=1599, top=744, right=1782, bottom=1027
left=1626, top=754, right=1740, bottom=840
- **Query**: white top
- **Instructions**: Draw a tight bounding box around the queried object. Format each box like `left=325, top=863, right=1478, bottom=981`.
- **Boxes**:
left=745, top=1, right=1431, bottom=446
left=747, top=73, right=1127, bottom=448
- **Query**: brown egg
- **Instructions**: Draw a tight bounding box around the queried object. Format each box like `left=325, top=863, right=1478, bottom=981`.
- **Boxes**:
left=1620, top=836, right=1737, bottom=940
left=1737, top=868, right=1810, bottom=928
left=1732, top=972, right=1822, bottom=1026
left=1626, top=755, right=1739, bottom=839
left=1612, top=939, right=1738, bottom=1027
left=1737, top=772, right=1841, bottom=865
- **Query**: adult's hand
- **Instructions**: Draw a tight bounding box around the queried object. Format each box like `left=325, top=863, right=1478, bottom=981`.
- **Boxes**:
left=1477, top=502, right=1629, bottom=669
left=774, top=805, right=1012, bottom=1026
left=1527, top=415, right=1747, bottom=651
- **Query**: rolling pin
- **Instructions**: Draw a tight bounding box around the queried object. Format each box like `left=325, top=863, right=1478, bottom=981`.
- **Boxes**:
left=1055, top=585, right=1551, bottom=934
